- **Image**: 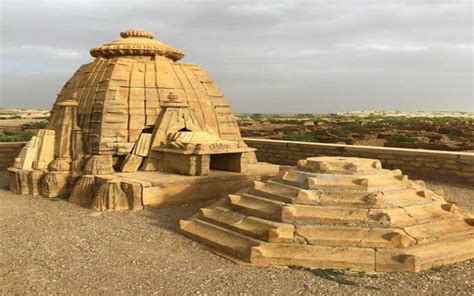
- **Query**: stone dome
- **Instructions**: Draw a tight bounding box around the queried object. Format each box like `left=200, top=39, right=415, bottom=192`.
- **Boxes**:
left=46, top=29, right=243, bottom=156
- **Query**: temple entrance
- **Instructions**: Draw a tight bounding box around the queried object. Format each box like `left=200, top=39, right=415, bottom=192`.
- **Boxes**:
left=209, top=153, right=244, bottom=173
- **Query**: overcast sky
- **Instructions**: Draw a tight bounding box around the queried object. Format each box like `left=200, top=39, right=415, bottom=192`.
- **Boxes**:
left=0, top=0, right=472, bottom=113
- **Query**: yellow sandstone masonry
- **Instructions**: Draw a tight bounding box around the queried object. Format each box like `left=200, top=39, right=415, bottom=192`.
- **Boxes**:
left=8, top=29, right=278, bottom=210
left=180, top=156, right=474, bottom=272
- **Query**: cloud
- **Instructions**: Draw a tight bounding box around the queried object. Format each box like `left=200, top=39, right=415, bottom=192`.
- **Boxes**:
left=1, top=45, right=85, bottom=60
left=338, top=42, right=473, bottom=52
left=0, top=0, right=472, bottom=112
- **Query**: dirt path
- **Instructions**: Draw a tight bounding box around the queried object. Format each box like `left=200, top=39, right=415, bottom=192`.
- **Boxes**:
left=0, top=172, right=473, bottom=295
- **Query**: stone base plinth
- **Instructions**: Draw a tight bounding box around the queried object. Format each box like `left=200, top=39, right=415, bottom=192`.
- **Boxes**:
left=180, top=157, right=474, bottom=273
left=68, top=162, right=279, bottom=211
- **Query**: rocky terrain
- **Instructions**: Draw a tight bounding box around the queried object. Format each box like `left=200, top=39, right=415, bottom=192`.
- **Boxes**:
left=336, top=110, right=473, bottom=119
left=238, top=112, right=474, bottom=152
left=0, top=108, right=49, bottom=120
left=0, top=109, right=48, bottom=141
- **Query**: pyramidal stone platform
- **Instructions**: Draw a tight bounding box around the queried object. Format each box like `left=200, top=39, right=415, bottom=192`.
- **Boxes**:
left=180, top=156, right=474, bottom=272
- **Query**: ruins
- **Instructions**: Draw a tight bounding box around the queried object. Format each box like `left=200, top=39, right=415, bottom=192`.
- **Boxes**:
left=8, top=29, right=277, bottom=210
left=238, top=114, right=474, bottom=151
left=6, top=29, right=473, bottom=273
left=180, top=156, right=474, bottom=272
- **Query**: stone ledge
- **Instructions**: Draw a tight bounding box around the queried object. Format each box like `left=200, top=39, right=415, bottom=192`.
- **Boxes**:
left=244, top=138, right=474, bottom=183
left=245, top=138, right=474, bottom=160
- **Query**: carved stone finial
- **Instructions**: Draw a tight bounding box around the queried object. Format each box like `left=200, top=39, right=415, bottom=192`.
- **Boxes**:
left=90, top=29, right=184, bottom=60
left=120, top=29, right=155, bottom=39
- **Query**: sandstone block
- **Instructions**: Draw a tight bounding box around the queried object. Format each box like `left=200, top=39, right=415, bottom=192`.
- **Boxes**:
left=120, top=154, right=144, bottom=172
left=132, top=133, right=152, bottom=157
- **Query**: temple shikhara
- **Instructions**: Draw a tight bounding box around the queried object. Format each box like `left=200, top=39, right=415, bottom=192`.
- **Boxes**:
left=8, top=29, right=473, bottom=272
left=8, top=29, right=277, bottom=210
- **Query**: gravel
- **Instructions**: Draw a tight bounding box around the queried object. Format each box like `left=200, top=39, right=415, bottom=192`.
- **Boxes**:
left=0, top=171, right=473, bottom=295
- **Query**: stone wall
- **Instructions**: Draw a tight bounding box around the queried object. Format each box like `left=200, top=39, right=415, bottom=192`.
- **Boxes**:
left=0, top=142, right=24, bottom=171
left=2, top=140, right=473, bottom=183
left=244, top=138, right=474, bottom=183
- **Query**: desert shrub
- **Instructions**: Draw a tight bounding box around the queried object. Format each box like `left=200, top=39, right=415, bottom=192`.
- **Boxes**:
left=0, top=115, right=22, bottom=119
left=21, top=121, right=47, bottom=130
left=333, top=123, right=368, bottom=137
left=445, top=131, right=461, bottom=140
left=386, top=134, right=419, bottom=143
left=275, top=133, right=320, bottom=142
left=430, top=117, right=459, bottom=125
left=376, top=116, right=464, bottom=126
left=333, top=129, right=349, bottom=137
left=295, top=113, right=321, bottom=120
left=0, top=130, right=33, bottom=142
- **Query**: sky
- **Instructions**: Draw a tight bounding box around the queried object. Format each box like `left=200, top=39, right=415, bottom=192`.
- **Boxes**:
left=0, top=0, right=472, bottom=113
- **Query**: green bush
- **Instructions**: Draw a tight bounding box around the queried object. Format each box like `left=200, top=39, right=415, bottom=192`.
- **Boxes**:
left=386, top=134, right=419, bottom=143
left=333, top=123, right=368, bottom=137
left=373, top=116, right=464, bottom=126
left=0, top=130, right=33, bottom=142
left=446, top=131, right=461, bottom=140
left=333, top=129, right=349, bottom=137
left=21, top=121, right=47, bottom=130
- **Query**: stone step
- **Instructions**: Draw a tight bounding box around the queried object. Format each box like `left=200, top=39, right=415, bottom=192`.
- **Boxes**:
left=295, top=225, right=416, bottom=248
left=199, top=206, right=294, bottom=243
left=291, top=188, right=425, bottom=209
left=250, top=243, right=375, bottom=272
left=281, top=204, right=369, bottom=225
left=368, top=201, right=458, bottom=227
left=317, top=191, right=379, bottom=208
left=227, top=193, right=284, bottom=220
left=403, top=218, right=474, bottom=244
left=270, top=172, right=418, bottom=209
left=277, top=170, right=310, bottom=188
left=278, top=169, right=408, bottom=191
left=376, top=234, right=474, bottom=272
left=249, top=180, right=298, bottom=203
left=302, top=157, right=382, bottom=174
left=179, top=218, right=261, bottom=261
left=405, top=201, right=458, bottom=222
left=306, top=172, right=408, bottom=191
left=382, top=187, right=441, bottom=207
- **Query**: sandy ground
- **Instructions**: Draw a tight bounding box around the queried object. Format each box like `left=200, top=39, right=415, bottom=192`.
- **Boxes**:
left=0, top=172, right=473, bottom=295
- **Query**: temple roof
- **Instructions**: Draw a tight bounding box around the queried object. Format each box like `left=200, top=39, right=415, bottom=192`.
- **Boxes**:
left=90, top=29, right=185, bottom=61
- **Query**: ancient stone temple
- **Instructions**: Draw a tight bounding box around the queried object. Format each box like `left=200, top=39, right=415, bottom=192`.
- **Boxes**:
left=8, top=29, right=277, bottom=210
left=180, top=156, right=474, bottom=272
